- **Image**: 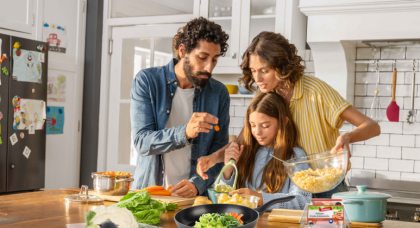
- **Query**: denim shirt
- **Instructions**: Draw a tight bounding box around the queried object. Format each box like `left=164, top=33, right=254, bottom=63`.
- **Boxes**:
left=130, top=58, right=229, bottom=195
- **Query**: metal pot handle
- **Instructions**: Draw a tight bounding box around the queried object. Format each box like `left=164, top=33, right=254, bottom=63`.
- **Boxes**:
left=342, top=200, right=364, bottom=204
left=255, top=195, right=295, bottom=216
left=115, top=178, right=134, bottom=183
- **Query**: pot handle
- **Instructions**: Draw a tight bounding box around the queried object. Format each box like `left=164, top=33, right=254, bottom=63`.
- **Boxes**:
left=115, top=178, right=134, bottom=183
left=255, top=195, right=295, bottom=216
left=343, top=200, right=364, bottom=204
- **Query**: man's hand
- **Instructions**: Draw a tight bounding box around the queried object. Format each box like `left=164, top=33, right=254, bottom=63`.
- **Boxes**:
left=185, top=113, right=218, bottom=139
left=229, top=188, right=263, bottom=206
left=169, top=179, right=198, bottom=198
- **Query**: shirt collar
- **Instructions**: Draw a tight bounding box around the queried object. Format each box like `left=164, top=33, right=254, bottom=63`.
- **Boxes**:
left=165, top=58, right=178, bottom=84
left=291, top=76, right=303, bottom=100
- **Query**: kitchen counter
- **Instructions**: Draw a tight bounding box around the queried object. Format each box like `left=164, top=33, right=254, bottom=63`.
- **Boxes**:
left=0, top=189, right=418, bottom=228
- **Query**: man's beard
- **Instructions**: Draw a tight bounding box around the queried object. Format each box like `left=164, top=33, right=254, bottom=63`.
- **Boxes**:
left=183, top=57, right=212, bottom=90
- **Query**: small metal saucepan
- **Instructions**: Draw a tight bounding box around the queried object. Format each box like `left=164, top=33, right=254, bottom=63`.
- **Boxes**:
left=91, top=172, right=134, bottom=196
left=174, top=196, right=295, bottom=228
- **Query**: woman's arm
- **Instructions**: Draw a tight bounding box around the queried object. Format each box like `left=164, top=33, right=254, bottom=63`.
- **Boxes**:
left=332, top=106, right=381, bottom=153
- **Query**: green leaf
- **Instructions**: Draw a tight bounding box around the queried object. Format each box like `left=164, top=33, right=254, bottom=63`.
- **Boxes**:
left=116, top=190, right=151, bottom=209
left=119, top=192, right=137, bottom=202
left=132, top=209, right=163, bottom=225
left=84, top=211, right=96, bottom=226
left=165, top=202, right=178, bottom=211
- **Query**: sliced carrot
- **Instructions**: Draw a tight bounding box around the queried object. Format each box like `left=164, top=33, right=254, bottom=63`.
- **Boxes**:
left=148, top=190, right=171, bottom=196
left=167, top=187, right=172, bottom=192
left=143, top=185, right=165, bottom=192
left=215, top=125, right=220, bottom=131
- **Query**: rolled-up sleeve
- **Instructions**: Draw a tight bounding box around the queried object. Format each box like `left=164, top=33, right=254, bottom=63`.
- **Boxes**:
left=130, top=72, right=191, bottom=156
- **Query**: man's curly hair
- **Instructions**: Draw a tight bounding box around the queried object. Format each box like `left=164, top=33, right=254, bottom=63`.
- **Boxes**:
left=173, top=17, right=229, bottom=59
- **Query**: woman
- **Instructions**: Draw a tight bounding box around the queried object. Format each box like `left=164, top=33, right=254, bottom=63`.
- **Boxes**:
left=220, top=92, right=311, bottom=210
left=198, top=32, right=380, bottom=198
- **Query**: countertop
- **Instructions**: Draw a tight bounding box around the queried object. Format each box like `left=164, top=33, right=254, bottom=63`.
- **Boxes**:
left=0, top=189, right=419, bottom=228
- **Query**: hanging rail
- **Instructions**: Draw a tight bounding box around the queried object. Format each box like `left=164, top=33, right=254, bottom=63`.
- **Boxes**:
left=355, top=59, right=420, bottom=64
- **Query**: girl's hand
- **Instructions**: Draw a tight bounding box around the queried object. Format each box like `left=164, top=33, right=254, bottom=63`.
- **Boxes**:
left=225, top=142, right=243, bottom=165
left=223, top=142, right=244, bottom=179
left=229, top=188, right=263, bottom=206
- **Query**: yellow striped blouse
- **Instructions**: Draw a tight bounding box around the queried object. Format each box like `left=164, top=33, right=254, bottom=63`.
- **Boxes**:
left=289, top=75, right=352, bottom=158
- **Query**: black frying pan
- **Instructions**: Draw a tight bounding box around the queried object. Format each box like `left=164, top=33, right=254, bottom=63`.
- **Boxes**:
left=174, top=195, right=295, bottom=228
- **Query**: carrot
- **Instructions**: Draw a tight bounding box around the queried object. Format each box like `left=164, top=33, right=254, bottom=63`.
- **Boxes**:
left=140, top=185, right=165, bottom=192
left=167, top=187, right=172, bottom=192
left=148, top=190, right=171, bottom=196
left=214, top=125, right=220, bottom=131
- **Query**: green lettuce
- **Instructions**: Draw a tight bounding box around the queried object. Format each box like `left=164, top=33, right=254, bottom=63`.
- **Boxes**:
left=116, top=190, right=151, bottom=208
left=133, top=209, right=163, bottom=225
left=165, top=202, right=178, bottom=211
left=119, top=192, right=137, bottom=202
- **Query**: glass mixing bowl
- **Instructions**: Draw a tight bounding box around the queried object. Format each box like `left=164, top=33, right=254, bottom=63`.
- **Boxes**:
left=283, top=150, right=348, bottom=194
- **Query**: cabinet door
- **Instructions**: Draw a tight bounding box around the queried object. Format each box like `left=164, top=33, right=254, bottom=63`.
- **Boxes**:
left=0, top=0, right=34, bottom=34
left=202, top=0, right=241, bottom=67
left=0, top=34, right=10, bottom=193
left=240, top=0, right=278, bottom=59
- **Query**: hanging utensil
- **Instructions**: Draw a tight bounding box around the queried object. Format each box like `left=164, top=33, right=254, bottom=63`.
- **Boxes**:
left=386, top=62, right=400, bottom=122
left=407, top=60, right=417, bottom=124
left=370, top=61, right=383, bottom=122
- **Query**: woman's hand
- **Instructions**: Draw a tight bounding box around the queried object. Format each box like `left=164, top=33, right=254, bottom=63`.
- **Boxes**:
left=331, top=132, right=352, bottom=173
left=229, top=188, right=263, bottom=206
left=223, top=142, right=244, bottom=180
left=197, top=154, right=218, bottom=180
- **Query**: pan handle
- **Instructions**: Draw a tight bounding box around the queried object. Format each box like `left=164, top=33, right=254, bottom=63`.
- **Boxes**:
left=255, top=195, right=295, bottom=216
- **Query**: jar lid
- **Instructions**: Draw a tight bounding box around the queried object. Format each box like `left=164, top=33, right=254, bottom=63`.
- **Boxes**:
left=332, top=185, right=391, bottom=200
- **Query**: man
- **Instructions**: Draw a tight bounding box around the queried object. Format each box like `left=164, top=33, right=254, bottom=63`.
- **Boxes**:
left=130, top=17, right=230, bottom=197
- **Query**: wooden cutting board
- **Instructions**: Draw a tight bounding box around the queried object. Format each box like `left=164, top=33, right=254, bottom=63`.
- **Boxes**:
left=268, top=209, right=381, bottom=227
left=89, top=192, right=196, bottom=206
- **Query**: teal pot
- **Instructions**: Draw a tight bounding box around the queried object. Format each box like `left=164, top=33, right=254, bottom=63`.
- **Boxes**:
left=332, top=185, right=391, bottom=223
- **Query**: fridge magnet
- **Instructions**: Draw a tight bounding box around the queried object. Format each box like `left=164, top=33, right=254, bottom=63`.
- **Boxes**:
left=47, top=75, right=66, bottom=102
left=13, top=42, right=21, bottom=49
left=0, top=53, right=7, bottom=64
left=13, top=115, right=20, bottom=131
left=20, top=132, right=24, bottom=139
left=12, top=95, right=20, bottom=112
left=46, top=106, right=64, bottom=134
left=13, top=99, right=47, bottom=131
left=22, top=146, right=31, bottom=159
left=36, top=44, right=46, bottom=52
left=2, top=67, right=8, bottom=76
left=43, top=22, right=67, bottom=53
left=12, top=48, right=43, bottom=83
left=39, top=53, right=45, bottom=63
left=0, top=137, right=2, bottom=145
left=10, top=133, right=18, bottom=145
left=0, top=111, right=3, bottom=120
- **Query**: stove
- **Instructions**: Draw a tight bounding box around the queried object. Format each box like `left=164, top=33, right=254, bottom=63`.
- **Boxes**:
left=350, top=178, right=420, bottom=223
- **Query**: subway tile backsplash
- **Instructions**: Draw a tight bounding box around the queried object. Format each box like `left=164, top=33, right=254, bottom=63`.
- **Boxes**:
left=227, top=48, right=420, bottom=182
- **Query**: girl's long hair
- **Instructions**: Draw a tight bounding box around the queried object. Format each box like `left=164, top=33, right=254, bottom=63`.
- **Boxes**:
left=237, top=92, right=297, bottom=193
left=239, top=31, right=305, bottom=92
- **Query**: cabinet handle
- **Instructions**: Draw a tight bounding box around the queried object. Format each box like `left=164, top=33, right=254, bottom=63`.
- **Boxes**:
left=231, top=53, right=237, bottom=59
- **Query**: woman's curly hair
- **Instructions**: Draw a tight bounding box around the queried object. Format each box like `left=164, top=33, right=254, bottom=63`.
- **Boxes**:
left=239, top=32, right=305, bottom=92
left=173, top=17, right=229, bottom=59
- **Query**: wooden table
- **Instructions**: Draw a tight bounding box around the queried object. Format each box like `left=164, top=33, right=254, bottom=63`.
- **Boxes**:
left=0, top=189, right=419, bottom=228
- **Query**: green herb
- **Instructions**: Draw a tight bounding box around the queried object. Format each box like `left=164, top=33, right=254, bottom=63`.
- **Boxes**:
left=193, top=213, right=243, bottom=228
left=165, top=202, right=179, bottom=211
left=84, top=211, right=96, bottom=227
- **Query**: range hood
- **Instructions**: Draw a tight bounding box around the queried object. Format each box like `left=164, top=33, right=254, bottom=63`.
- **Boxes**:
left=299, top=0, right=420, bottom=104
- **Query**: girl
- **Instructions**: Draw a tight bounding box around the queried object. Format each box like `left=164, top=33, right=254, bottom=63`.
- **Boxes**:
left=220, top=92, right=311, bottom=210
left=199, top=31, right=380, bottom=198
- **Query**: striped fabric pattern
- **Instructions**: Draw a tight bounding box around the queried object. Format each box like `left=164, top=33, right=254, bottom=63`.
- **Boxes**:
left=289, top=75, right=352, bottom=158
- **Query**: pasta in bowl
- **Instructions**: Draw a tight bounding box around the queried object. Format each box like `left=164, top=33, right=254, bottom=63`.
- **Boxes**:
left=283, top=151, right=348, bottom=193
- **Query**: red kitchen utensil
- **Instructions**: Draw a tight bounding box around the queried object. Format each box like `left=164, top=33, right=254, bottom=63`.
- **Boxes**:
left=386, top=67, right=399, bottom=122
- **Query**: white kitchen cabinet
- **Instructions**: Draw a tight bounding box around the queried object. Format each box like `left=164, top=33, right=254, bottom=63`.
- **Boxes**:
left=203, top=0, right=307, bottom=73
left=0, top=0, right=35, bottom=34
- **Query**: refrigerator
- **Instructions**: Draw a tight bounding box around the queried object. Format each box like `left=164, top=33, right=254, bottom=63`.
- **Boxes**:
left=0, top=34, right=48, bottom=193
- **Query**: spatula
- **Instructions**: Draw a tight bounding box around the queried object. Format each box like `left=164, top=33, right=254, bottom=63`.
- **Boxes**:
left=386, top=67, right=399, bottom=122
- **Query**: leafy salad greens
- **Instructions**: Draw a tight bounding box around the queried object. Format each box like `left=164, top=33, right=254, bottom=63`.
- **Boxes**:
left=115, top=190, right=178, bottom=225
left=194, top=213, right=243, bottom=228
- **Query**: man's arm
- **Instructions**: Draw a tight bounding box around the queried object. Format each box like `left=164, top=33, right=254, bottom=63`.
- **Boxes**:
left=130, top=73, right=190, bottom=156
left=189, top=89, right=230, bottom=195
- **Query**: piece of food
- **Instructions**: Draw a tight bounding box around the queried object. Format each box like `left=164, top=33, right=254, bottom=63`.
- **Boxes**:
left=216, top=193, right=257, bottom=208
left=84, top=205, right=137, bottom=228
left=149, top=190, right=171, bottom=196
left=115, top=190, right=178, bottom=225
left=215, top=184, right=234, bottom=193
left=291, top=167, right=344, bottom=193
left=214, top=125, right=220, bottom=131
left=99, top=221, right=118, bottom=228
left=136, top=185, right=165, bottom=193
left=193, top=213, right=243, bottom=228
left=192, top=196, right=213, bottom=206
left=228, top=213, right=244, bottom=224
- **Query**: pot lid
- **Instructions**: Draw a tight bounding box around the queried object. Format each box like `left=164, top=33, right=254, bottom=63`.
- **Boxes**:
left=332, top=185, right=391, bottom=200
left=63, top=185, right=104, bottom=203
